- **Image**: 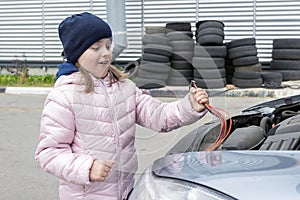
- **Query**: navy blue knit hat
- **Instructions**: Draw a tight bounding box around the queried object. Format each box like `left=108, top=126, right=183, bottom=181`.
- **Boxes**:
left=58, top=12, right=112, bottom=64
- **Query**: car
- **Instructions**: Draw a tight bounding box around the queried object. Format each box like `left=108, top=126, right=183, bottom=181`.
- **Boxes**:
left=129, top=94, right=300, bottom=200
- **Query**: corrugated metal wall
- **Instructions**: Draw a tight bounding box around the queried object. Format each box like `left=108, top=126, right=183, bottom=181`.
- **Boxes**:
left=0, top=1, right=43, bottom=63
left=0, top=0, right=109, bottom=65
left=0, top=0, right=299, bottom=65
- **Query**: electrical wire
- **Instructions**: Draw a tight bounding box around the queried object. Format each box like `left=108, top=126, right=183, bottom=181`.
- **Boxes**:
left=191, top=80, right=232, bottom=151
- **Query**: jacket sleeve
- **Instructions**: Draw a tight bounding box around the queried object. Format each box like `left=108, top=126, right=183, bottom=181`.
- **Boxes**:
left=135, top=88, right=208, bottom=132
left=35, top=89, right=94, bottom=185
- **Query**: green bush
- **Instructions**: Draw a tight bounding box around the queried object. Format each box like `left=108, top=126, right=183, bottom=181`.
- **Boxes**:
left=0, top=74, right=55, bottom=87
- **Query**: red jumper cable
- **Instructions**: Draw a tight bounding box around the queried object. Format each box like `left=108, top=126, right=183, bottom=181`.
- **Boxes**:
left=191, top=80, right=233, bottom=151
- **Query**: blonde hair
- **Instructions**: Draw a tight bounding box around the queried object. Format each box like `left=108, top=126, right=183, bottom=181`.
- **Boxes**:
left=75, top=63, right=129, bottom=93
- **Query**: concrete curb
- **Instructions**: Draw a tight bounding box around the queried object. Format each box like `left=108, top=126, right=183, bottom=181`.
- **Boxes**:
left=145, top=87, right=300, bottom=98
left=144, top=80, right=300, bottom=98
left=1, top=80, right=300, bottom=98
left=3, top=87, right=52, bottom=95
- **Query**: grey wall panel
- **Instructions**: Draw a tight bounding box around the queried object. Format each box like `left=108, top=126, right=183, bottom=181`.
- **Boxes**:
left=0, top=0, right=299, bottom=64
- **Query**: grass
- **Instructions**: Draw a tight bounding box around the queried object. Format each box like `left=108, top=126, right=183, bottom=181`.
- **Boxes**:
left=0, top=64, right=131, bottom=87
left=0, top=74, right=55, bottom=87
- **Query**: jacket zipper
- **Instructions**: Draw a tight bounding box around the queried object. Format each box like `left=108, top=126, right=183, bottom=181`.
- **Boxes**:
left=101, top=81, right=123, bottom=200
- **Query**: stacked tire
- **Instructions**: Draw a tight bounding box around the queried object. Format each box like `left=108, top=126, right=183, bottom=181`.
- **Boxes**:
left=135, top=27, right=172, bottom=89
left=232, top=71, right=263, bottom=88
left=227, top=38, right=263, bottom=88
left=195, top=20, right=224, bottom=46
left=166, top=22, right=192, bottom=33
left=260, top=71, right=283, bottom=89
left=227, top=37, right=261, bottom=72
left=166, top=22, right=194, bottom=86
left=270, top=39, right=300, bottom=81
left=224, top=42, right=234, bottom=84
left=193, top=20, right=227, bottom=89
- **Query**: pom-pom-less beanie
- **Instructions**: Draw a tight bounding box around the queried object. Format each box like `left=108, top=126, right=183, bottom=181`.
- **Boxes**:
left=58, top=12, right=112, bottom=64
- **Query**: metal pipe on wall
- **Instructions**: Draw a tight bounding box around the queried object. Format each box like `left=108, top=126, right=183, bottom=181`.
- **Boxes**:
left=106, top=0, right=128, bottom=61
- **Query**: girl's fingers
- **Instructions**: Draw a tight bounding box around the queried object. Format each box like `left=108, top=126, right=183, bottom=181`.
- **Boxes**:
left=89, top=160, right=116, bottom=182
left=98, top=160, right=115, bottom=169
left=189, top=86, right=209, bottom=112
left=194, top=89, right=209, bottom=103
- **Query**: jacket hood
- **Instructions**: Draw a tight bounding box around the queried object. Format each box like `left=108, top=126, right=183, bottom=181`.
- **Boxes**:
left=54, top=69, right=112, bottom=88
left=54, top=71, right=83, bottom=88
left=56, top=61, right=79, bottom=80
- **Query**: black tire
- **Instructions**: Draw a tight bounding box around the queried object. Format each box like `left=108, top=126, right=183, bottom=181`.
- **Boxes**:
left=169, top=40, right=194, bottom=51
left=273, top=39, right=300, bottom=49
left=141, top=60, right=171, bottom=66
left=145, top=26, right=167, bottom=34
left=197, top=27, right=224, bottom=37
left=192, top=57, right=225, bottom=69
left=135, top=77, right=166, bottom=89
left=142, top=53, right=170, bottom=62
left=270, top=60, right=300, bottom=70
left=260, top=71, right=283, bottom=88
left=171, top=51, right=194, bottom=61
left=227, top=38, right=256, bottom=49
left=196, top=20, right=225, bottom=30
left=166, top=22, right=191, bottom=32
left=139, top=62, right=171, bottom=74
left=197, top=34, right=224, bottom=45
left=167, top=76, right=192, bottom=86
left=194, top=77, right=226, bottom=89
left=193, top=68, right=226, bottom=79
left=142, top=34, right=169, bottom=45
left=272, top=49, right=300, bottom=60
left=143, top=44, right=173, bottom=57
left=171, top=60, right=193, bottom=70
left=137, top=68, right=169, bottom=80
left=234, top=63, right=262, bottom=72
left=166, top=31, right=193, bottom=41
left=261, top=71, right=283, bottom=81
left=273, top=70, right=300, bottom=81
left=169, top=69, right=193, bottom=78
left=232, top=55, right=259, bottom=66
left=228, top=45, right=257, bottom=59
left=232, top=77, right=263, bottom=88
left=194, top=45, right=227, bottom=58
left=233, top=71, right=261, bottom=79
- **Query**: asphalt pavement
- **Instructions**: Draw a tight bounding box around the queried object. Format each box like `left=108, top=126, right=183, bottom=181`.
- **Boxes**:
left=1, top=83, right=300, bottom=199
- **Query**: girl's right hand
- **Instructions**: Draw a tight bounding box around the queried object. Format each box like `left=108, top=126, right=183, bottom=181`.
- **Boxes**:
left=189, top=87, right=209, bottom=112
left=89, top=160, right=115, bottom=182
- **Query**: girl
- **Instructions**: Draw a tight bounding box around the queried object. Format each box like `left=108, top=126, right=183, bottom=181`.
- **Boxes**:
left=35, top=12, right=209, bottom=200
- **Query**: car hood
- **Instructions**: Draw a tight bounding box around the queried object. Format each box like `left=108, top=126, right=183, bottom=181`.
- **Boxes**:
left=152, top=151, right=300, bottom=200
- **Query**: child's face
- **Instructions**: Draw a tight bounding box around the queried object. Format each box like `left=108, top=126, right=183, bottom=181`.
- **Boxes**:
left=78, top=38, right=112, bottom=78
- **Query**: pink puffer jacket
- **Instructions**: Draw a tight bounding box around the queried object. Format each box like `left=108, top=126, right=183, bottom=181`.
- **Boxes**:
left=35, top=72, right=207, bottom=200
